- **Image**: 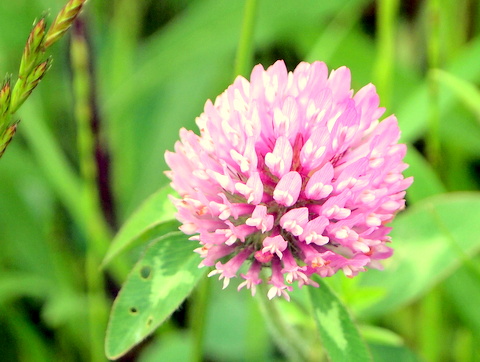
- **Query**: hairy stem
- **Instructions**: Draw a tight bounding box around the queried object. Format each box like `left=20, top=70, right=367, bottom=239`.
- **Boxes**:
left=256, top=283, right=311, bottom=361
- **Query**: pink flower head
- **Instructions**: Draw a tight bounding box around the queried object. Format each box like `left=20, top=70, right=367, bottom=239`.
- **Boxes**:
left=165, top=61, right=412, bottom=300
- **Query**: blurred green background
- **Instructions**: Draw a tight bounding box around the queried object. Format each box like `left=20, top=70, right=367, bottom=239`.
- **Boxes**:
left=1, top=0, right=480, bottom=361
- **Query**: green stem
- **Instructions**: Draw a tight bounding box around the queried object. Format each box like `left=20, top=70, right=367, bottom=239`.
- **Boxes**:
left=189, top=274, right=211, bottom=362
left=427, top=73, right=441, bottom=174
left=256, top=283, right=310, bottom=361
left=374, top=0, right=399, bottom=108
left=233, top=0, right=258, bottom=78
left=245, top=295, right=269, bottom=360
left=71, top=20, right=109, bottom=362
left=426, top=0, right=442, bottom=174
left=19, top=98, right=129, bottom=283
left=102, top=0, right=143, bottom=219
left=418, top=287, right=443, bottom=361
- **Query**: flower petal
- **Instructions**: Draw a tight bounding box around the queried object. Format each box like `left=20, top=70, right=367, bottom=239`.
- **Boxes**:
left=273, top=171, right=302, bottom=206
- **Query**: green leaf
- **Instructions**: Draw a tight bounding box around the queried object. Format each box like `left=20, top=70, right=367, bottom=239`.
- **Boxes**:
left=102, top=185, right=178, bottom=267
left=309, top=275, right=372, bottom=362
left=360, top=325, right=404, bottom=347
left=430, top=68, right=480, bottom=121
left=105, top=231, right=205, bottom=360
left=369, top=344, right=421, bottom=362
left=403, top=145, right=446, bottom=203
left=0, top=272, right=51, bottom=305
left=359, top=192, right=480, bottom=318
left=397, top=36, right=480, bottom=143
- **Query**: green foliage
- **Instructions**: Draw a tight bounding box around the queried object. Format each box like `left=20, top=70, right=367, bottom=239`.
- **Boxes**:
left=102, top=185, right=178, bottom=267
left=1, top=0, right=480, bottom=361
left=105, top=232, right=205, bottom=359
left=0, top=0, right=87, bottom=157
left=309, top=276, right=372, bottom=362
left=359, top=192, right=480, bottom=318
left=431, top=69, right=480, bottom=120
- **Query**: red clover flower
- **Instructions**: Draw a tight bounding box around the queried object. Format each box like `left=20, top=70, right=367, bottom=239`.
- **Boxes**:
left=165, top=61, right=412, bottom=300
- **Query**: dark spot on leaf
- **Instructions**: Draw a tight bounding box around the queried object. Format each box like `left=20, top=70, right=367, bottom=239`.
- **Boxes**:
left=129, top=307, right=138, bottom=315
left=146, top=316, right=154, bottom=328
left=140, top=266, right=152, bottom=280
